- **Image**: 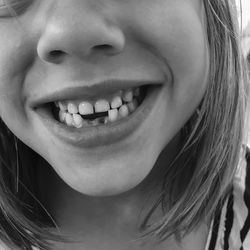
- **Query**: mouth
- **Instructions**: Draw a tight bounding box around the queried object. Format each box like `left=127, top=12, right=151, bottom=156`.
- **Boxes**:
left=33, top=82, right=162, bottom=148
left=49, top=85, right=147, bottom=128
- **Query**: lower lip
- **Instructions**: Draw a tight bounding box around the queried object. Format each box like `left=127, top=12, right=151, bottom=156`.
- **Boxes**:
left=35, top=85, right=162, bottom=148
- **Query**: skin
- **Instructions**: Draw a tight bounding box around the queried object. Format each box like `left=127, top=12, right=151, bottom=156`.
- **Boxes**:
left=0, top=0, right=209, bottom=249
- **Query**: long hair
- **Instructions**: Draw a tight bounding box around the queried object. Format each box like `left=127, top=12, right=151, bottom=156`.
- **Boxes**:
left=139, top=0, right=249, bottom=241
left=0, top=0, right=248, bottom=249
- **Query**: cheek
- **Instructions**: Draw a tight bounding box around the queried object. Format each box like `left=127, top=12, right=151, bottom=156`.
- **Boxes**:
left=0, top=24, right=36, bottom=137
left=126, top=1, right=209, bottom=105
left=0, top=23, right=33, bottom=103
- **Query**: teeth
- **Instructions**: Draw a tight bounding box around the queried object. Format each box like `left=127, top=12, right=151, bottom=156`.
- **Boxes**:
left=55, top=86, right=144, bottom=127
left=127, top=99, right=138, bottom=113
left=59, top=110, right=66, bottom=122
left=67, top=102, right=78, bottom=114
left=94, top=99, right=110, bottom=113
left=73, top=114, right=83, bottom=128
left=79, top=102, right=94, bottom=115
left=108, top=109, right=118, bottom=122
left=119, top=104, right=129, bottom=118
left=123, top=89, right=133, bottom=103
left=58, top=101, right=67, bottom=111
left=65, top=113, right=73, bottom=126
left=111, top=96, right=122, bottom=109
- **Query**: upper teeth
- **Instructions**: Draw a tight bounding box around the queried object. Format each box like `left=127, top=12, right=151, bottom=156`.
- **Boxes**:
left=94, top=99, right=110, bottom=113
left=111, top=96, right=122, bottom=109
left=79, top=102, right=94, bottom=115
left=56, top=87, right=140, bottom=116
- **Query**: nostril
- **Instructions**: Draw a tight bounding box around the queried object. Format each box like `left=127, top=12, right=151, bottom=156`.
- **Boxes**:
left=93, top=44, right=117, bottom=54
left=95, top=44, right=113, bottom=50
left=45, top=50, right=65, bottom=63
left=49, top=50, right=64, bottom=58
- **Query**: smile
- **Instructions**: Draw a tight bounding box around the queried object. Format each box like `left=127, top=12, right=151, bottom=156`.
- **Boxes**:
left=52, top=86, right=147, bottom=128
left=32, top=81, right=163, bottom=148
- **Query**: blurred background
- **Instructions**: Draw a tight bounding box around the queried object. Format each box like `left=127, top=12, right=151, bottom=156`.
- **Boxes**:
left=236, top=0, right=250, bottom=145
left=236, top=0, right=250, bottom=29
left=237, top=0, right=250, bottom=57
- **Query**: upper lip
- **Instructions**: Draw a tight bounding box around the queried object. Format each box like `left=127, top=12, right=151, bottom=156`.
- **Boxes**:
left=29, top=79, right=162, bottom=108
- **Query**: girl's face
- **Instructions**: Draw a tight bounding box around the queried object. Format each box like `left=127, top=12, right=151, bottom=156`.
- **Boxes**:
left=0, top=0, right=208, bottom=196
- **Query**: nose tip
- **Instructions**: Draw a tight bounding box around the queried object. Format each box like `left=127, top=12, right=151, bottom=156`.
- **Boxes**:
left=37, top=10, right=125, bottom=63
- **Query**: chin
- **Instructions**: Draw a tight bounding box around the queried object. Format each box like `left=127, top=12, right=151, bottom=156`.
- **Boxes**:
left=49, top=155, right=156, bottom=197
left=66, top=175, right=144, bottom=197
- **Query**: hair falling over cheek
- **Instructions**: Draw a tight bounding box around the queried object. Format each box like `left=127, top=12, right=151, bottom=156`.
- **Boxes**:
left=137, top=0, right=249, bottom=242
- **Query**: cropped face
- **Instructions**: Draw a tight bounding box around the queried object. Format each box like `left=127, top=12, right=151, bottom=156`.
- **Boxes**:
left=0, top=0, right=209, bottom=196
